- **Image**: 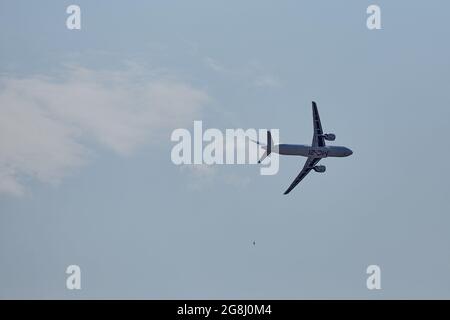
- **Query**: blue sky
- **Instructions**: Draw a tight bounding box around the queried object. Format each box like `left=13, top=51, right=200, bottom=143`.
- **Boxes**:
left=1, top=0, right=450, bottom=298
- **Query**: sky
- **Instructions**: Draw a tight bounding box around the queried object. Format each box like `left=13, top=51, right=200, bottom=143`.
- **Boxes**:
left=1, top=0, right=450, bottom=299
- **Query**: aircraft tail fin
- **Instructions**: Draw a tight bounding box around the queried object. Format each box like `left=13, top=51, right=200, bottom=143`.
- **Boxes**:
left=267, top=130, right=273, bottom=155
left=258, top=131, right=273, bottom=163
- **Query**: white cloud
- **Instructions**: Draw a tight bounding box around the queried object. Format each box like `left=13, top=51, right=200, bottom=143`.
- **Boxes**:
left=204, top=57, right=228, bottom=73
left=180, top=164, right=217, bottom=190
left=253, top=75, right=281, bottom=88
left=0, top=67, right=210, bottom=196
left=179, top=164, right=252, bottom=191
left=204, top=56, right=282, bottom=88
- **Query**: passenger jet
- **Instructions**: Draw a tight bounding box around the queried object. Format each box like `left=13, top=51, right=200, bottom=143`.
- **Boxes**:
left=256, top=101, right=353, bottom=194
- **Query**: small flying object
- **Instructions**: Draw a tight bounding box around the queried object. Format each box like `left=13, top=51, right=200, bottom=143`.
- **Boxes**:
left=256, top=101, right=353, bottom=194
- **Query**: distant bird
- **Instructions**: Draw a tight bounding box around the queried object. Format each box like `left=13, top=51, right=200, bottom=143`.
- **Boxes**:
left=253, top=241, right=256, bottom=246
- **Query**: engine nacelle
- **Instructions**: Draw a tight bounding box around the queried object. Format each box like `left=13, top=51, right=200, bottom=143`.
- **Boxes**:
left=313, top=165, right=326, bottom=173
left=323, top=133, right=336, bottom=141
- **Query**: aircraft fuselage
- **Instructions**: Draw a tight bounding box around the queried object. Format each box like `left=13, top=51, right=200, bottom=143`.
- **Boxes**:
left=274, top=144, right=353, bottom=158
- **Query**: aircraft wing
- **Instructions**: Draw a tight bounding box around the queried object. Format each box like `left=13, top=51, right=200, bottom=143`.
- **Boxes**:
left=283, top=157, right=321, bottom=195
left=312, top=101, right=326, bottom=147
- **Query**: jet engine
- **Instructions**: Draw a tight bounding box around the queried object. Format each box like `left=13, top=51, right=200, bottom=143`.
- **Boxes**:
left=313, top=165, right=326, bottom=173
left=323, top=133, right=336, bottom=141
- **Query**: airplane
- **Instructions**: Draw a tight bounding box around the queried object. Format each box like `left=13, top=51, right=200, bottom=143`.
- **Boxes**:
left=256, top=101, right=353, bottom=195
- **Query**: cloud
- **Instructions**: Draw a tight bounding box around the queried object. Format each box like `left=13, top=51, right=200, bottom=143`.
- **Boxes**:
left=0, top=66, right=210, bottom=196
left=179, top=164, right=252, bottom=191
left=253, top=75, right=281, bottom=88
left=204, top=56, right=282, bottom=88
left=204, top=57, right=228, bottom=73
left=180, top=164, right=217, bottom=190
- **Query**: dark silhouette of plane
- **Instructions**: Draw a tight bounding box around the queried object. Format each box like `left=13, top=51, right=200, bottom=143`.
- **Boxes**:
left=255, top=101, right=353, bottom=194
